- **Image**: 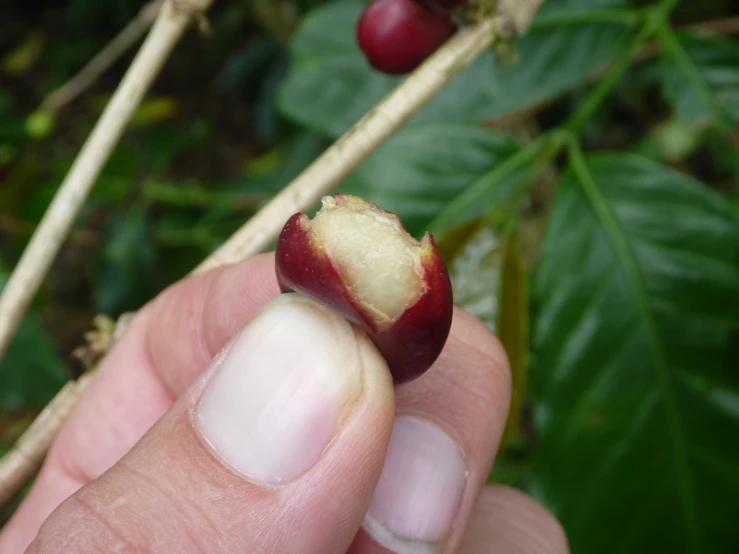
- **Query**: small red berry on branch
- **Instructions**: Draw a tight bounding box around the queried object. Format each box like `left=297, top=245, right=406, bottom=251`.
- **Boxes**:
left=275, top=194, right=454, bottom=384
left=357, top=0, right=456, bottom=75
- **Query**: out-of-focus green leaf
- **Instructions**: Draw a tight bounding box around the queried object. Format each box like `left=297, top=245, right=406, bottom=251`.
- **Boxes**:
left=498, top=234, right=528, bottom=448
left=215, top=38, right=280, bottom=93
left=661, top=31, right=739, bottom=128
left=0, top=265, right=68, bottom=411
left=0, top=118, right=27, bottom=143
left=151, top=107, right=300, bottom=257
left=2, top=31, right=44, bottom=76
left=0, top=88, right=13, bottom=114
left=634, top=117, right=701, bottom=163
left=137, top=125, right=198, bottom=174
left=25, top=110, right=56, bottom=139
left=277, top=0, right=634, bottom=138
left=0, top=144, right=15, bottom=166
left=536, top=0, right=627, bottom=12
left=66, top=0, right=105, bottom=28
left=195, top=132, right=329, bottom=217
left=94, top=207, right=157, bottom=314
left=532, top=153, right=739, bottom=553
left=44, top=36, right=102, bottom=85
left=129, top=97, right=180, bottom=128
left=435, top=220, right=485, bottom=260
left=0, top=154, right=40, bottom=217
left=440, top=221, right=502, bottom=330
left=253, top=58, right=289, bottom=146
left=252, top=0, right=299, bottom=45
left=241, top=131, right=328, bottom=193
left=341, top=124, right=519, bottom=236
left=65, top=0, right=135, bottom=28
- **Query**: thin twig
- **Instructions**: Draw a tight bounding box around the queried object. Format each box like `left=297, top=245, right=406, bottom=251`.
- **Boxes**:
left=688, top=15, right=739, bottom=35
left=0, top=0, right=213, bottom=368
left=41, top=0, right=163, bottom=113
left=0, top=2, right=544, bottom=510
left=0, top=215, right=99, bottom=247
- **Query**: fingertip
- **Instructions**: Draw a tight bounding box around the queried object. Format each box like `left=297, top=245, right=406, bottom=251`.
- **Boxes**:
left=358, top=308, right=514, bottom=553
left=460, top=485, right=569, bottom=554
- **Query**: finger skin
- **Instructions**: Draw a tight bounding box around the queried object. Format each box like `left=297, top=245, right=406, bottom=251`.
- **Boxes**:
left=458, top=486, right=569, bottom=554
left=26, top=303, right=396, bottom=554
left=0, top=254, right=280, bottom=552
left=347, top=486, right=569, bottom=554
left=350, top=310, right=512, bottom=553
left=396, top=311, right=512, bottom=550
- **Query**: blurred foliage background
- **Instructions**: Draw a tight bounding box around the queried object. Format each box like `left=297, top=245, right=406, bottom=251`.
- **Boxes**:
left=1, top=0, right=739, bottom=551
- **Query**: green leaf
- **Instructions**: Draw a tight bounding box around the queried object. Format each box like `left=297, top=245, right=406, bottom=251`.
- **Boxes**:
left=278, top=0, right=634, bottom=138
left=25, top=109, right=56, bottom=139
left=498, top=234, right=528, bottom=448
left=532, top=153, right=739, bottom=553
left=94, top=208, right=157, bottom=315
left=537, top=0, right=628, bottom=12
left=129, top=96, right=179, bottom=129
left=341, top=123, right=519, bottom=236
left=238, top=131, right=329, bottom=195
left=440, top=222, right=503, bottom=331
left=215, top=38, right=280, bottom=93
left=661, top=31, right=739, bottom=128
left=0, top=266, right=69, bottom=411
left=2, top=31, right=44, bottom=76
left=0, top=88, right=13, bottom=114
left=634, top=117, right=701, bottom=163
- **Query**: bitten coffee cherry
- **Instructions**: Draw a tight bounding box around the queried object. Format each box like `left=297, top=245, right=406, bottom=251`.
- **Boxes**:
left=275, top=194, right=454, bottom=384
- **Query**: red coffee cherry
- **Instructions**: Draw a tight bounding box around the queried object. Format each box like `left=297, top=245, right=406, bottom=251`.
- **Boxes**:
left=275, top=194, right=454, bottom=385
left=357, top=0, right=456, bottom=75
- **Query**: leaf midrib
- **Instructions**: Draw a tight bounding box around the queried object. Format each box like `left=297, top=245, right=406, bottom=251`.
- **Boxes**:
left=660, top=26, right=733, bottom=128
left=568, top=150, right=701, bottom=551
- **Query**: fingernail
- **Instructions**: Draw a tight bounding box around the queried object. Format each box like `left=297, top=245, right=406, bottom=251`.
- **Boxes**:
left=364, top=416, right=466, bottom=553
left=195, top=293, right=364, bottom=485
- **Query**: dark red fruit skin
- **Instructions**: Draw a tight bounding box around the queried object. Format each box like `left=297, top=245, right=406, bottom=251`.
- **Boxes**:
left=275, top=212, right=368, bottom=329
left=370, top=238, right=453, bottom=384
left=275, top=204, right=453, bottom=385
left=416, top=0, right=467, bottom=13
left=357, top=0, right=456, bottom=75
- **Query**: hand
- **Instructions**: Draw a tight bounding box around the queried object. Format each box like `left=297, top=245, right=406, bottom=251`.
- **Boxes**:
left=0, top=254, right=568, bottom=554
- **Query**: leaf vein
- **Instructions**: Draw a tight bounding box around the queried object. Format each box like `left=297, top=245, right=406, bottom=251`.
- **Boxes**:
left=568, top=141, right=701, bottom=551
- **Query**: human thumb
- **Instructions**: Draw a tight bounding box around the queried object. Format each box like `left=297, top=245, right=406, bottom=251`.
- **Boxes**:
left=28, top=293, right=395, bottom=554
